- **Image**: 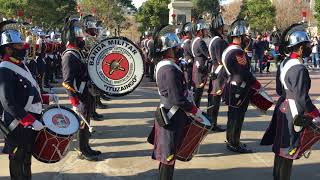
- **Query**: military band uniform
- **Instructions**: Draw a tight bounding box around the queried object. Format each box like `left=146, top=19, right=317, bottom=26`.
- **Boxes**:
left=0, top=57, right=49, bottom=180
left=207, top=36, right=228, bottom=130
left=151, top=25, right=201, bottom=180
left=192, top=36, right=209, bottom=107
left=61, top=44, right=100, bottom=160
left=181, top=37, right=193, bottom=89
left=222, top=42, right=261, bottom=153
left=153, top=59, right=199, bottom=180
left=261, top=53, right=319, bottom=180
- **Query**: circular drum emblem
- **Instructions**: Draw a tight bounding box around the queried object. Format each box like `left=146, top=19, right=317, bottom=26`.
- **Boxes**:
left=52, top=114, right=70, bottom=128
left=88, top=37, right=144, bottom=96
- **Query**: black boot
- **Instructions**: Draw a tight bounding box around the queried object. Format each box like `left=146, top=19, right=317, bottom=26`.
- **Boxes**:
left=87, top=146, right=102, bottom=156
left=159, top=163, right=174, bottom=180
left=78, top=129, right=99, bottom=161
left=9, top=148, right=32, bottom=180
left=91, top=111, right=104, bottom=121
left=226, top=141, right=253, bottom=153
left=96, top=99, right=108, bottom=109
left=207, top=95, right=225, bottom=132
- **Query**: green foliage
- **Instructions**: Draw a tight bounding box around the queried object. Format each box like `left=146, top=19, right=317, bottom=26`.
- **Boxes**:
left=136, top=0, right=170, bottom=33
left=315, top=0, right=320, bottom=31
left=0, top=0, right=25, bottom=19
left=0, top=0, right=77, bottom=29
left=192, top=0, right=220, bottom=19
left=238, top=0, right=276, bottom=32
left=80, top=0, right=135, bottom=30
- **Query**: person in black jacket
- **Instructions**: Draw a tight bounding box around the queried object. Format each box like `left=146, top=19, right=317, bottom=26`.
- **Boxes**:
left=192, top=19, right=210, bottom=107
left=0, top=20, right=57, bottom=180
left=223, top=19, right=262, bottom=153
left=61, top=17, right=101, bottom=161
left=261, top=23, right=320, bottom=180
left=152, top=24, right=203, bottom=180
left=207, top=13, right=228, bottom=132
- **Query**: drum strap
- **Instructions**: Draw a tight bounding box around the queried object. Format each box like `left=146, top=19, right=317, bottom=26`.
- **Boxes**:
left=191, top=37, right=201, bottom=58
left=0, top=61, right=42, bottom=114
left=208, top=36, right=220, bottom=60
left=181, top=39, right=190, bottom=48
left=155, top=59, right=183, bottom=95
left=221, top=45, right=242, bottom=76
left=280, top=59, right=303, bottom=131
left=155, top=59, right=182, bottom=119
left=63, top=49, right=86, bottom=94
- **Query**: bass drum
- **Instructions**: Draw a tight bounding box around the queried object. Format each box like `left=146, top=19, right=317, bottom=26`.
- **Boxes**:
left=88, top=36, right=144, bottom=97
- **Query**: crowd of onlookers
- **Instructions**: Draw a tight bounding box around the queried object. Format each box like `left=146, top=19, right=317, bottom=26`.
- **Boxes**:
left=246, top=26, right=320, bottom=73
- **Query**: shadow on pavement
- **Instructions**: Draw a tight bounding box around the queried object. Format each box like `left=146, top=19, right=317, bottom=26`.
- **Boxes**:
left=0, top=163, right=319, bottom=180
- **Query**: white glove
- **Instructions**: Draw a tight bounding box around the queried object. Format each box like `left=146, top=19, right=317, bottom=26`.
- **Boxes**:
left=312, top=117, right=320, bottom=128
left=32, top=120, right=44, bottom=131
left=72, top=102, right=85, bottom=114
left=49, top=94, right=59, bottom=104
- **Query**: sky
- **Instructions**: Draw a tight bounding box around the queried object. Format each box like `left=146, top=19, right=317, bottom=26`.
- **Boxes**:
left=132, top=0, right=233, bottom=8
left=132, top=0, right=147, bottom=8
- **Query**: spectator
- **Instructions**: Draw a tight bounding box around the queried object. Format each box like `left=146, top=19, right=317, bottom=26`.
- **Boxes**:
left=253, top=34, right=268, bottom=73
left=311, top=36, right=319, bottom=69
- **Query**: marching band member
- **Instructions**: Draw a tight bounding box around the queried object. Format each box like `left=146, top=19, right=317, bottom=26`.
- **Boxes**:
left=0, top=20, right=57, bottom=180
left=35, top=31, right=47, bottom=93
left=181, top=22, right=194, bottom=89
left=61, top=17, right=101, bottom=161
left=207, top=13, right=228, bottom=132
left=261, top=23, right=320, bottom=180
left=82, top=14, right=106, bottom=121
left=222, top=19, right=261, bottom=153
left=192, top=19, right=210, bottom=108
left=152, top=25, right=203, bottom=180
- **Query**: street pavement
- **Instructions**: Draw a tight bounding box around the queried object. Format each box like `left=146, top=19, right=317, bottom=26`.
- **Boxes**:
left=1, top=69, right=320, bottom=180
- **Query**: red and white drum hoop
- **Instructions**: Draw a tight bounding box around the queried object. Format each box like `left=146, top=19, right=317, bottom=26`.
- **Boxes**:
left=33, top=105, right=80, bottom=163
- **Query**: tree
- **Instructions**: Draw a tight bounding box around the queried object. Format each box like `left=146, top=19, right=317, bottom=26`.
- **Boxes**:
left=221, top=0, right=242, bottom=25
left=25, top=0, right=77, bottom=29
left=80, top=0, right=135, bottom=32
left=135, top=0, right=170, bottom=33
left=192, top=0, right=220, bottom=20
left=0, top=0, right=25, bottom=19
left=238, top=0, right=276, bottom=32
left=0, top=0, right=77, bottom=29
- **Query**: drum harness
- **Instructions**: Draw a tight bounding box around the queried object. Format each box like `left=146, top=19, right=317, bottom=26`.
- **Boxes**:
left=61, top=49, right=94, bottom=132
left=208, top=36, right=224, bottom=86
left=155, top=60, right=182, bottom=125
left=279, top=59, right=316, bottom=159
left=0, top=61, right=42, bottom=133
left=62, top=49, right=86, bottom=94
left=221, top=45, right=248, bottom=107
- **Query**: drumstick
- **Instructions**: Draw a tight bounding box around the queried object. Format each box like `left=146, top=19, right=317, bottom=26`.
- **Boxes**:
left=75, top=111, right=94, bottom=133
left=261, top=80, right=273, bottom=90
left=50, top=89, right=94, bottom=133
left=50, top=89, right=69, bottom=127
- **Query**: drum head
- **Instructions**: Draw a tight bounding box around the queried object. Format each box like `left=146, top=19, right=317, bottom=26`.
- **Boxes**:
left=88, top=36, right=144, bottom=96
left=42, top=106, right=80, bottom=136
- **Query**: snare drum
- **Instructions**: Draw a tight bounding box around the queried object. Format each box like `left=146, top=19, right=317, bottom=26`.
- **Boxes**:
left=291, top=121, right=320, bottom=159
left=176, top=113, right=212, bottom=161
left=250, top=88, right=273, bottom=112
left=33, top=105, right=80, bottom=163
